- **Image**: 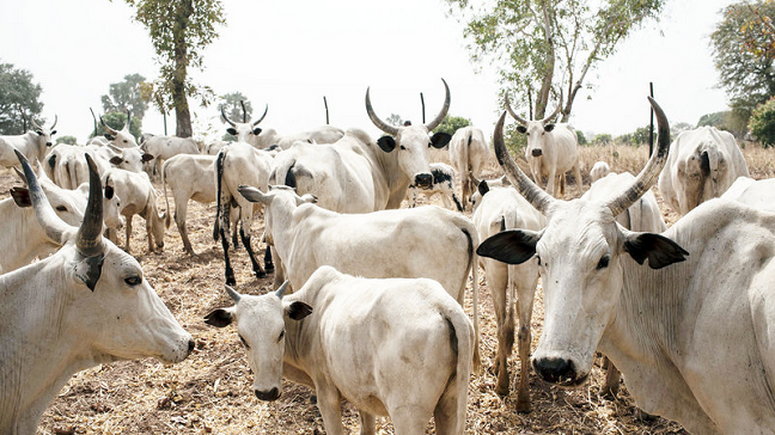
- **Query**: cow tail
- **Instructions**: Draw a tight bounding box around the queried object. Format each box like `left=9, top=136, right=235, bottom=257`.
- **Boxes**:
left=66, top=158, right=78, bottom=190
left=213, top=148, right=226, bottom=242
left=161, top=159, right=172, bottom=228
left=461, top=225, right=481, bottom=373
left=440, top=303, right=474, bottom=435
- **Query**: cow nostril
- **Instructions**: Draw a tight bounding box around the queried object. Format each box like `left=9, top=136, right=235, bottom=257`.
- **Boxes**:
left=531, top=149, right=543, bottom=157
left=533, top=356, right=576, bottom=384
left=255, top=387, right=280, bottom=401
left=187, top=340, right=195, bottom=353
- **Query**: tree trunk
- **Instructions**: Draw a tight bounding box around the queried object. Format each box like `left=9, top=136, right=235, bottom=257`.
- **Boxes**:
left=534, top=2, right=555, bottom=119
left=172, top=0, right=193, bottom=138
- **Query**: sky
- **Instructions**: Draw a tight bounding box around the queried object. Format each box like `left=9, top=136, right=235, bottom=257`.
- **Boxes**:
left=0, top=0, right=735, bottom=142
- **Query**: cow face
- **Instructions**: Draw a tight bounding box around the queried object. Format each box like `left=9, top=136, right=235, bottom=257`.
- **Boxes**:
left=676, top=146, right=727, bottom=214
left=226, top=123, right=262, bottom=144
left=107, top=145, right=152, bottom=173
left=519, top=121, right=555, bottom=159
left=31, top=115, right=58, bottom=148
left=205, top=283, right=312, bottom=401
left=377, top=125, right=450, bottom=190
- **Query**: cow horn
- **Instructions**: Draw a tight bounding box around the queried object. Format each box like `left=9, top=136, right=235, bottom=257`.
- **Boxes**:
left=424, top=78, right=451, bottom=131
left=75, top=154, right=104, bottom=257
left=125, top=109, right=131, bottom=131
left=15, top=150, right=71, bottom=244
left=493, top=111, right=557, bottom=214
left=275, top=281, right=290, bottom=298
left=606, top=97, right=671, bottom=217
left=221, top=107, right=236, bottom=127
left=30, top=118, right=42, bottom=131
left=540, top=105, right=562, bottom=124
left=365, top=87, right=399, bottom=136
left=225, top=285, right=241, bottom=302
left=240, top=100, right=247, bottom=123
left=253, top=104, right=268, bottom=126
left=49, top=114, right=58, bottom=130
left=504, top=95, right=528, bottom=125
left=100, top=116, right=119, bottom=135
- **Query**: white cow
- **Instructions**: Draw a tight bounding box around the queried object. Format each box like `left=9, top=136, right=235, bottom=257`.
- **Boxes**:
left=98, top=114, right=139, bottom=148
left=0, top=151, right=192, bottom=434
left=448, top=126, right=488, bottom=210
left=272, top=126, right=345, bottom=149
left=202, top=140, right=229, bottom=155
left=102, top=168, right=168, bottom=253
left=206, top=269, right=473, bottom=435
left=471, top=180, right=544, bottom=411
left=505, top=97, right=582, bottom=196
left=213, top=142, right=275, bottom=285
left=658, top=126, right=749, bottom=215
left=589, top=161, right=611, bottom=183
left=478, top=103, right=775, bottom=434
left=721, top=176, right=775, bottom=211
left=46, top=145, right=151, bottom=189
left=269, top=79, right=452, bottom=213
left=139, top=133, right=200, bottom=178
left=407, top=162, right=463, bottom=211
left=0, top=116, right=57, bottom=168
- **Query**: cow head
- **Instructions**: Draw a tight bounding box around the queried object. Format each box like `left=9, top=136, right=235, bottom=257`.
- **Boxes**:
left=676, top=142, right=726, bottom=214
left=205, top=281, right=312, bottom=401
left=469, top=175, right=509, bottom=209
left=222, top=101, right=268, bottom=144
left=106, top=144, right=154, bottom=173
left=476, top=100, right=688, bottom=387
left=15, top=150, right=191, bottom=363
left=81, top=175, right=124, bottom=231
left=365, top=79, right=451, bottom=190
left=100, top=110, right=138, bottom=148
left=11, top=168, right=86, bottom=228
left=237, top=185, right=316, bottom=245
left=30, top=115, right=58, bottom=148
left=505, top=96, right=562, bottom=159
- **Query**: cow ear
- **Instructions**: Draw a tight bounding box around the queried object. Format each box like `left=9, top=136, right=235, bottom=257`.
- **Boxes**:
left=516, top=125, right=527, bottom=134
left=109, top=156, right=123, bottom=165
left=623, top=232, right=689, bottom=269
left=226, top=128, right=238, bottom=136
left=544, top=124, right=555, bottom=132
left=104, top=133, right=115, bottom=140
left=142, top=153, right=155, bottom=162
left=104, top=185, right=115, bottom=200
left=477, top=229, right=541, bottom=265
left=299, top=193, right=317, bottom=204
left=285, top=301, right=313, bottom=320
left=10, top=187, right=32, bottom=208
left=430, top=132, right=451, bottom=149
left=72, top=253, right=105, bottom=291
left=377, top=136, right=396, bottom=152
left=50, top=130, right=57, bottom=136
left=477, top=180, right=489, bottom=197
left=48, top=153, right=57, bottom=169
left=252, top=127, right=262, bottom=136
left=204, top=308, right=234, bottom=327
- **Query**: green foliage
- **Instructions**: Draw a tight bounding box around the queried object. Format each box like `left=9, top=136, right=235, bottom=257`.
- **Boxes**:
left=385, top=113, right=404, bottom=127
left=444, top=0, right=666, bottom=120
left=504, top=122, right=527, bottom=153
left=433, top=115, right=471, bottom=136
left=218, top=92, right=252, bottom=123
left=56, top=135, right=78, bottom=145
left=593, top=133, right=612, bottom=145
left=749, top=96, right=775, bottom=147
left=576, top=130, right=587, bottom=145
left=0, top=61, right=44, bottom=135
left=93, top=111, right=142, bottom=140
left=697, top=110, right=748, bottom=137
left=101, top=73, right=150, bottom=123
left=711, top=0, right=775, bottom=128
left=221, top=133, right=236, bottom=142
left=616, top=125, right=651, bottom=145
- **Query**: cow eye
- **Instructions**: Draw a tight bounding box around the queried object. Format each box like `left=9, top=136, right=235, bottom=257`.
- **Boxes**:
left=596, top=255, right=610, bottom=270
left=55, top=205, right=67, bottom=212
left=123, top=140, right=128, bottom=143
left=124, top=276, right=142, bottom=286
left=239, top=334, right=250, bottom=349
left=400, top=145, right=407, bottom=150
left=278, top=329, right=285, bottom=342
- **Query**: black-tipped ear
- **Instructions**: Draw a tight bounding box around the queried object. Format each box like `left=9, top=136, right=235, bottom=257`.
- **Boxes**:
left=623, top=232, right=689, bottom=269
left=73, top=254, right=105, bottom=291
left=109, top=156, right=123, bottom=165
left=142, top=153, right=154, bottom=162
left=204, top=308, right=233, bottom=327
left=700, top=151, right=710, bottom=177
left=430, top=132, right=451, bottom=149
left=544, top=124, right=555, bottom=132
left=516, top=125, right=527, bottom=134
left=104, top=133, right=115, bottom=140
left=10, top=187, right=32, bottom=208
left=286, top=301, right=313, bottom=320
left=48, top=153, right=56, bottom=169
left=252, top=127, right=262, bottom=135
left=377, top=136, right=396, bottom=152
left=477, top=180, right=489, bottom=197
left=477, top=229, right=541, bottom=265
left=51, top=130, right=57, bottom=136
left=226, top=128, right=237, bottom=136
left=104, top=185, right=115, bottom=200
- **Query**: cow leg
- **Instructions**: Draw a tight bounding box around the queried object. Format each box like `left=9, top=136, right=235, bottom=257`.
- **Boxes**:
left=124, top=214, right=133, bottom=254
left=218, top=205, right=236, bottom=286
left=273, top=256, right=287, bottom=287
left=574, top=164, right=583, bottom=194
left=514, top=265, right=538, bottom=413
left=546, top=167, right=557, bottom=196
left=433, top=378, right=462, bottom=435
left=358, top=412, right=375, bottom=435
left=174, top=200, right=195, bottom=256
left=559, top=172, right=566, bottom=196
left=264, top=245, right=274, bottom=273
left=451, top=192, right=464, bottom=212
left=145, top=213, right=154, bottom=253
left=315, top=382, right=346, bottom=435
left=602, top=357, right=621, bottom=397
left=239, top=221, right=266, bottom=279
left=488, top=265, right=512, bottom=397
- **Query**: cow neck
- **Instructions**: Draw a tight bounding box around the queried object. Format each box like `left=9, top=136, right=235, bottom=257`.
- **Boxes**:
left=0, top=199, right=51, bottom=272
left=360, top=140, right=410, bottom=210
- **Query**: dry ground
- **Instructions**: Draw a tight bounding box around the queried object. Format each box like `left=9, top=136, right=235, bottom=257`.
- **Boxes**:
left=4, top=143, right=770, bottom=434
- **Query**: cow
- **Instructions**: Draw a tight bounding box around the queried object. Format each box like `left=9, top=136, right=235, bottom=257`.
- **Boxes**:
left=407, top=162, right=463, bottom=211
left=658, top=126, right=750, bottom=215
left=205, top=268, right=474, bottom=435
left=46, top=145, right=151, bottom=190
left=203, top=140, right=229, bottom=155
left=477, top=101, right=775, bottom=433
left=721, top=176, right=775, bottom=211
left=269, top=79, right=452, bottom=213
left=98, top=112, right=138, bottom=148
left=589, top=161, right=611, bottom=183
left=139, top=133, right=200, bottom=179
left=102, top=168, right=169, bottom=253
left=0, top=116, right=57, bottom=168
left=448, top=126, right=488, bottom=210
left=272, top=125, right=345, bottom=149
left=213, top=143, right=275, bottom=285
left=471, top=180, right=544, bottom=411
left=505, top=96, right=582, bottom=196
left=238, top=184, right=481, bottom=368
left=87, top=143, right=155, bottom=173
left=0, top=151, right=193, bottom=434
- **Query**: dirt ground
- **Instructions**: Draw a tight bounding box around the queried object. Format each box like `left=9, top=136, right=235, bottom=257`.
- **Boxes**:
left=5, top=143, right=771, bottom=434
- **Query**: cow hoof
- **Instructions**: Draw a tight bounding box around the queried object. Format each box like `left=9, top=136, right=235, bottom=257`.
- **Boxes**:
left=265, top=264, right=275, bottom=273
left=515, top=398, right=531, bottom=414
left=310, top=395, right=317, bottom=405
left=226, top=276, right=236, bottom=286
left=495, top=383, right=510, bottom=398
left=255, top=270, right=267, bottom=279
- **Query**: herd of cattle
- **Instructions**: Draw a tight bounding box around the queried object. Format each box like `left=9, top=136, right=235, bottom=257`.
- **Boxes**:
left=0, top=79, right=773, bottom=434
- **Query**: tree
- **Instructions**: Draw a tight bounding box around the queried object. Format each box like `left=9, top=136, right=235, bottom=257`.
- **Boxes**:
left=120, top=0, right=225, bottom=137
left=218, top=92, right=252, bottom=124
left=444, top=0, right=666, bottom=120
left=0, top=61, right=44, bottom=135
left=697, top=110, right=748, bottom=136
left=576, top=130, right=587, bottom=145
left=749, top=96, right=775, bottom=147
left=593, top=133, right=612, bottom=145
left=711, top=1, right=775, bottom=127
left=385, top=113, right=404, bottom=127
left=433, top=115, right=471, bottom=136
left=56, top=135, right=78, bottom=145
left=101, top=73, right=151, bottom=124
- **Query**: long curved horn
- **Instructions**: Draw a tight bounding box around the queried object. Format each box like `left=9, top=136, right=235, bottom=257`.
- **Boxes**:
left=252, top=104, right=268, bottom=126
left=221, top=107, right=236, bottom=127
left=225, top=285, right=241, bottom=302
left=540, top=105, right=562, bottom=124
left=75, top=154, right=104, bottom=257
left=365, top=86, right=399, bottom=136
left=606, top=97, right=671, bottom=217
left=15, top=150, right=71, bottom=244
left=124, top=109, right=131, bottom=131
left=504, top=95, right=528, bottom=125
left=30, top=118, right=42, bottom=131
left=240, top=100, right=248, bottom=123
left=424, top=78, right=451, bottom=131
left=100, top=116, right=119, bottom=135
left=49, top=114, right=58, bottom=130
left=275, top=280, right=290, bottom=298
left=493, top=111, right=557, bottom=214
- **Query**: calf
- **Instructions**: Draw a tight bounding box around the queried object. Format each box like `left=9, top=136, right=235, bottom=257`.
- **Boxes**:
left=408, top=162, right=463, bottom=211
left=589, top=161, right=611, bottom=183
left=448, top=126, right=488, bottom=209
left=103, top=168, right=168, bottom=253
left=206, top=267, right=473, bottom=435
left=0, top=116, right=57, bottom=168
left=140, top=133, right=200, bottom=178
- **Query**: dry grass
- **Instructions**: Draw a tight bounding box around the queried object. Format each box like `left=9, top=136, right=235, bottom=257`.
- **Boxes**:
left=3, top=143, right=769, bottom=434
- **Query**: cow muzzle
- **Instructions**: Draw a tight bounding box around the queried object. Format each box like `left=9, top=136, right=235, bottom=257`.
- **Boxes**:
left=531, top=148, right=543, bottom=157
left=414, top=173, right=433, bottom=189
left=255, top=387, right=280, bottom=401
left=532, top=356, right=586, bottom=387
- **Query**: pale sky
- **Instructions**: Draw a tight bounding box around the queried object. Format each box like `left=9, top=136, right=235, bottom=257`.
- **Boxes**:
left=0, top=0, right=734, bottom=142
